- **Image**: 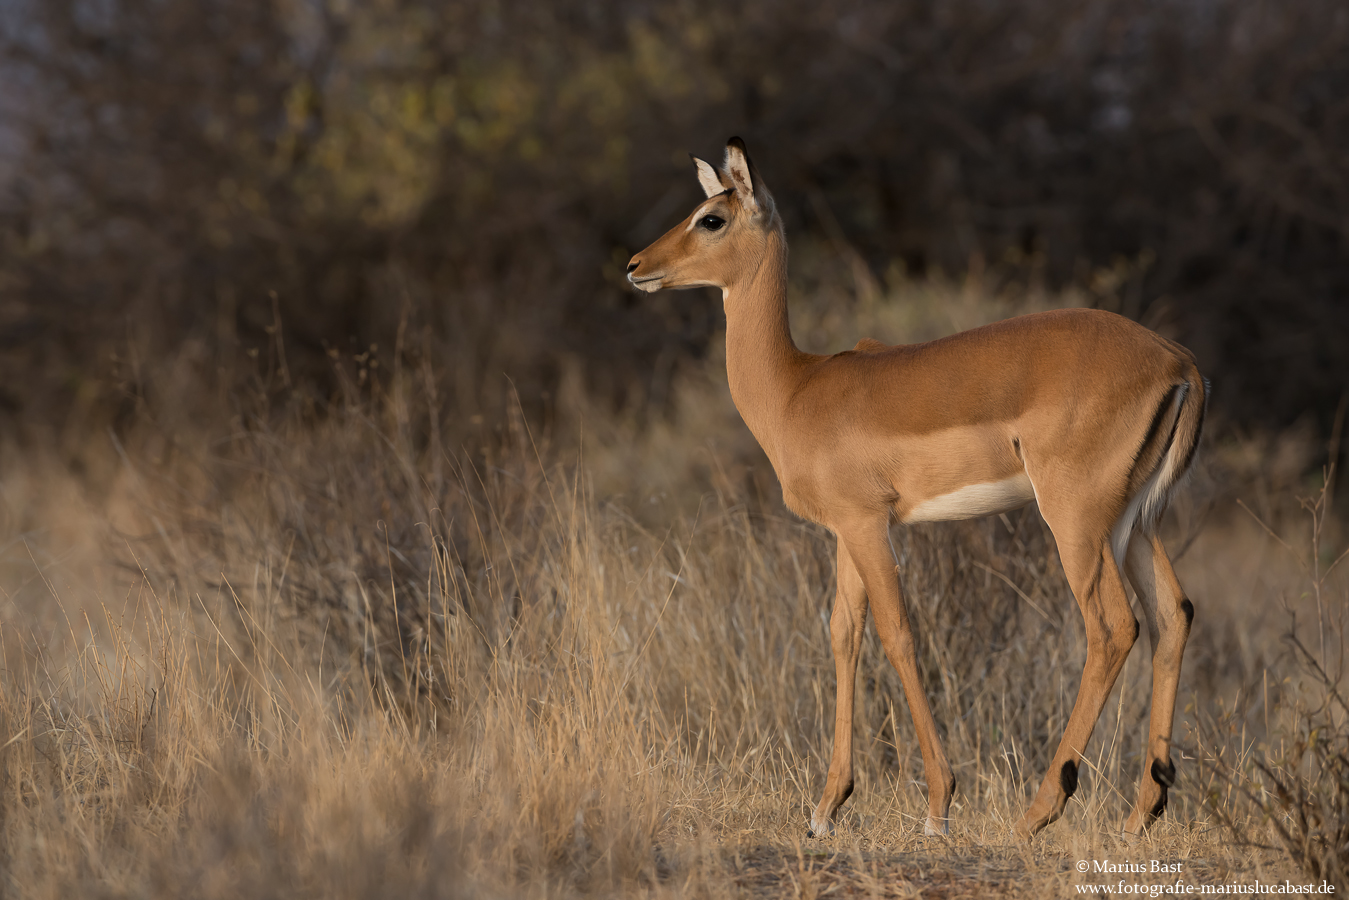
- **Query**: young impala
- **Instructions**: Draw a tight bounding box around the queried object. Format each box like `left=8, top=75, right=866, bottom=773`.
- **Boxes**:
left=627, top=138, right=1205, bottom=839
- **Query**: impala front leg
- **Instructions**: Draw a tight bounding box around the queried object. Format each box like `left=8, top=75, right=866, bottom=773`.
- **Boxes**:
left=840, top=519, right=955, bottom=837
left=809, top=541, right=869, bottom=838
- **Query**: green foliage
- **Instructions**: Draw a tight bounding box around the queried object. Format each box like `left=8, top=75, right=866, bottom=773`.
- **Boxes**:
left=2, top=0, right=1348, bottom=450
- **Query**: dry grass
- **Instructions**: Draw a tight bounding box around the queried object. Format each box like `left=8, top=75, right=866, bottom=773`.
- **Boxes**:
left=0, top=277, right=1341, bottom=898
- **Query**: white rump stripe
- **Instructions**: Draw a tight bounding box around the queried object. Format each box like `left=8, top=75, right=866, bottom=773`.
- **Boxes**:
left=904, top=474, right=1036, bottom=524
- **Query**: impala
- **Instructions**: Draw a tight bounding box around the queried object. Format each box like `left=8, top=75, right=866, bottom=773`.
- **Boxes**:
left=626, top=138, right=1204, bottom=839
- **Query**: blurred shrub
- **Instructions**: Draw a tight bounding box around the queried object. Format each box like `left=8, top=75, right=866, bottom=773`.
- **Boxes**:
left=1, top=0, right=1347, bottom=449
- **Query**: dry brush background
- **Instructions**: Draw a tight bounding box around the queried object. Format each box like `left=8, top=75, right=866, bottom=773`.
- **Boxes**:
left=0, top=1, right=1346, bottom=897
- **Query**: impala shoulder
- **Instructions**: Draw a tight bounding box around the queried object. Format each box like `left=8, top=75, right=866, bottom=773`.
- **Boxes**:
left=824, top=340, right=906, bottom=366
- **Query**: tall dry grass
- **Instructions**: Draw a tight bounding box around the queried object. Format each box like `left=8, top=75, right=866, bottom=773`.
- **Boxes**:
left=1191, top=473, right=1349, bottom=890
left=0, top=274, right=1339, bottom=897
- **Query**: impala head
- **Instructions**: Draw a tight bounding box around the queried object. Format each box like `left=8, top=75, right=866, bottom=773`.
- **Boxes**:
left=626, top=137, right=780, bottom=294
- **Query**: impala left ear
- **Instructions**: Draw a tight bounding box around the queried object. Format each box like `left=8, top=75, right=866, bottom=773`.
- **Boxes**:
left=691, top=155, right=728, bottom=198
left=724, top=136, right=769, bottom=218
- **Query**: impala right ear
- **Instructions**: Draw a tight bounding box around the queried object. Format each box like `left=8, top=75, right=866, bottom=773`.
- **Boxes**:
left=723, top=136, right=764, bottom=217
left=692, top=155, right=727, bottom=198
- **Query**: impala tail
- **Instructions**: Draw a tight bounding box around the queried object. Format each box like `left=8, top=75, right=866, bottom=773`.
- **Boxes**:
left=1112, top=372, right=1208, bottom=567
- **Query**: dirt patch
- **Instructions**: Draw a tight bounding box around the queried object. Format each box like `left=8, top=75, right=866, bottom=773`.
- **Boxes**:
left=726, top=845, right=1028, bottom=899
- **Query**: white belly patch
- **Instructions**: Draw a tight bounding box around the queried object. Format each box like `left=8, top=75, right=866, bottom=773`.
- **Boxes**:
left=903, top=474, right=1036, bottom=524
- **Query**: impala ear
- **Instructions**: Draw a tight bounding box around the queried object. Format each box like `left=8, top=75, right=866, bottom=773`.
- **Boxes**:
left=692, top=155, right=728, bottom=198
left=723, top=136, right=767, bottom=217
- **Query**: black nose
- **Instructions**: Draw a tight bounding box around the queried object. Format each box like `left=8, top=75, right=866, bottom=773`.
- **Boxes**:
left=626, top=260, right=640, bottom=273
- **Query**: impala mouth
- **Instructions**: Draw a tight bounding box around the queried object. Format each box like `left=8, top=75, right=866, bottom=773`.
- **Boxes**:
left=627, top=273, right=664, bottom=292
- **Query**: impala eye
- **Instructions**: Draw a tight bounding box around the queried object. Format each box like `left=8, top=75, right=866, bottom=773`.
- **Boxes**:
left=699, top=215, right=725, bottom=231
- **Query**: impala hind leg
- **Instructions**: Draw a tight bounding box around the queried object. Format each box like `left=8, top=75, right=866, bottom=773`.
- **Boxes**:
left=809, top=541, right=869, bottom=838
left=840, top=522, right=955, bottom=837
left=1017, top=538, right=1138, bottom=839
left=1121, top=531, right=1192, bottom=834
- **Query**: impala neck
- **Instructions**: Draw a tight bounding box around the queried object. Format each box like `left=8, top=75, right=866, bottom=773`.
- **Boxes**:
left=722, top=225, right=803, bottom=453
